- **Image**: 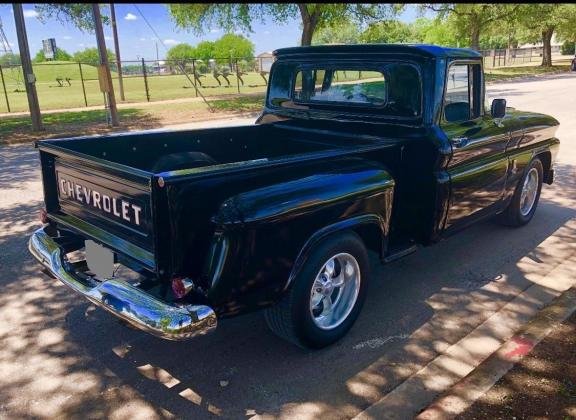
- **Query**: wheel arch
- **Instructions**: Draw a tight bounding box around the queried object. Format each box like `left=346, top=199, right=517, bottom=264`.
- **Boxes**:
left=283, top=214, right=386, bottom=293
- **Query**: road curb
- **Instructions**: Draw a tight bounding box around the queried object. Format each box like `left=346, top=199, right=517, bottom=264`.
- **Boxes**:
left=353, top=249, right=576, bottom=420
left=417, top=285, right=576, bottom=419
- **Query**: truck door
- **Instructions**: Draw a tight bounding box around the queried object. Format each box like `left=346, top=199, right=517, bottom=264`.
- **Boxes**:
left=442, top=61, right=510, bottom=231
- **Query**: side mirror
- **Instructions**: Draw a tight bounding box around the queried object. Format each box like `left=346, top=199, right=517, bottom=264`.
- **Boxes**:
left=491, top=98, right=506, bottom=119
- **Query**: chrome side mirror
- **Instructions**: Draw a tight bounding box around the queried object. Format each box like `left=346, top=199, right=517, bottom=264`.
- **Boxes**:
left=491, top=98, right=506, bottom=119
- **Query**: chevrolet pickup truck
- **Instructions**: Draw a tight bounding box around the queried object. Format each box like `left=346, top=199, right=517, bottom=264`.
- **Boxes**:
left=29, top=45, right=560, bottom=349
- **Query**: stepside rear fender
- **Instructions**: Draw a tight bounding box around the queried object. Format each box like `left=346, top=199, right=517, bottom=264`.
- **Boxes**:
left=205, top=158, right=395, bottom=317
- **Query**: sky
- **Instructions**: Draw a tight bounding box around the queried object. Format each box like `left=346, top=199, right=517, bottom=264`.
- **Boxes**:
left=0, top=4, right=423, bottom=62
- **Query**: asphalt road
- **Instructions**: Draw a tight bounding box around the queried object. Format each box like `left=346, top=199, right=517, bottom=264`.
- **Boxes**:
left=1, top=73, right=575, bottom=419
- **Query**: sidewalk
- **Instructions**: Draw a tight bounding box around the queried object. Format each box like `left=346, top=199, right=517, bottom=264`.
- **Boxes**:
left=458, top=311, right=576, bottom=419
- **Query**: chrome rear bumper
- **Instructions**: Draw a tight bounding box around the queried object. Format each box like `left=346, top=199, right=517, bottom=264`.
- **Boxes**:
left=28, top=227, right=217, bottom=340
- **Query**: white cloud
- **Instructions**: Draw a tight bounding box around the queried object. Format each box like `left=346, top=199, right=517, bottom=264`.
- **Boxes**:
left=163, top=39, right=178, bottom=45
left=62, top=35, right=72, bottom=40
left=23, top=9, right=39, bottom=18
left=77, top=43, right=85, bottom=47
left=263, top=30, right=270, bottom=35
left=139, top=37, right=147, bottom=42
left=210, top=28, right=222, bottom=33
left=104, top=35, right=113, bottom=41
left=124, top=12, right=138, bottom=21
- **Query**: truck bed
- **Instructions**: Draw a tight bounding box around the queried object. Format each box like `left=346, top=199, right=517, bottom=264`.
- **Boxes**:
left=36, top=123, right=386, bottom=275
left=40, top=124, right=361, bottom=174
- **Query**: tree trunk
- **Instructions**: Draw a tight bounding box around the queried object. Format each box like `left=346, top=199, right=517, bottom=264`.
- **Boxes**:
left=470, top=25, right=480, bottom=51
left=298, top=4, right=319, bottom=46
left=541, top=27, right=554, bottom=67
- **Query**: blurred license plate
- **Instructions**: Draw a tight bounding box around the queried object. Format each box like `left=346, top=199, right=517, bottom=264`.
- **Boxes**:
left=85, top=240, right=114, bottom=279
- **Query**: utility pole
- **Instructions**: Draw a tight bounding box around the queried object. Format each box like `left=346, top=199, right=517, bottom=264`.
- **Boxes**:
left=110, top=3, right=125, bottom=101
left=13, top=4, right=43, bottom=131
left=92, top=3, right=118, bottom=126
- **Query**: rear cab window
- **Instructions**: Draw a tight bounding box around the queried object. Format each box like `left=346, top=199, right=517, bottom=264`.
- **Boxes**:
left=268, top=61, right=423, bottom=120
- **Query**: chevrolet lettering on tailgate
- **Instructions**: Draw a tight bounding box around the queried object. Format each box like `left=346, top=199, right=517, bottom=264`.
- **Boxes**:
left=57, top=174, right=143, bottom=227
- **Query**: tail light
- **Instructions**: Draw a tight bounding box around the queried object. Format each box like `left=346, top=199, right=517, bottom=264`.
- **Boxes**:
left=171, top=277, right=195, bottom=299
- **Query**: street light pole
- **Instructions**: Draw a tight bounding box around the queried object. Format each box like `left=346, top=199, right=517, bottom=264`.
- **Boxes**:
left=12, top=3, right=43, bottom=131
left=92, top=3, right=118, bottom=126
left=110, top=3, right=125, bottom=101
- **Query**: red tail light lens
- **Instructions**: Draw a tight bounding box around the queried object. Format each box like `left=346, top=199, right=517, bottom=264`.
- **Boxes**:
left=171, top=277, right=194, bottom=299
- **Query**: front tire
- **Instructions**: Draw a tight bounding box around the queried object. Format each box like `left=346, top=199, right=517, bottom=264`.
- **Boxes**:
left=264, top=232, right=370, bottom=349
left=499, top=157, right=543, bottom=227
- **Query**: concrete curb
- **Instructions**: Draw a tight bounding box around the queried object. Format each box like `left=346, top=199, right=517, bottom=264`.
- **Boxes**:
left=417, top=285, right=576, bottom=419
left=353, top=249, right=576, bottom=420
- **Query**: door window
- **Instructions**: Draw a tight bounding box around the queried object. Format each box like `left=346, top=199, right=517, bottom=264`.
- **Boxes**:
left=444, top=63, right=482, bottom=122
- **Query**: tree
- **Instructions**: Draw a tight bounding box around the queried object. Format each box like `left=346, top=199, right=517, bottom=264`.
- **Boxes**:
left=212, top=33, right=254, bottom=63
left=411, top=17, right=463, bottom=47
left=312, top=20, right=362, bottom=45
left=195, top=41, right=215, bottom=61
left=34, top=3, right=108, bottom=32
left=166, top=43, right=197, bottom=63
left=515, top=4, right=576, bottom=66
left=167, top=4, right=403, bottom=46
left=0, top=53, right=21, bottom=66
left=73, top=47, right=115, bottom=66
left=33, top=48, right=72, bottom=63
left=423, top=4, right=519, bottom=50
left=360, top=20, right=417, bottom=44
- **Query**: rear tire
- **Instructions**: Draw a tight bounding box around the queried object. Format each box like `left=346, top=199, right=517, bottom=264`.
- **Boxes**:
left=264, top=232, right=370, bottom=349
left=498, top=157, right=543, bottom=227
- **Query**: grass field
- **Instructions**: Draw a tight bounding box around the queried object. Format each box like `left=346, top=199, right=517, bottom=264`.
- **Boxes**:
left=0, top=61, right=269, bottom=113
left=0, top=95, right=265, bottom=144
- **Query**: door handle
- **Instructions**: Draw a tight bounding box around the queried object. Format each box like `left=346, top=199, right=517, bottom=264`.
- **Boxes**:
left=451, top=136, right=469, bottom=148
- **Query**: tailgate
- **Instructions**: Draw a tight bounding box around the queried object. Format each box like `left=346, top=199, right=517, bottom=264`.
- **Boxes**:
left=39, top=145, right=157, bottom=270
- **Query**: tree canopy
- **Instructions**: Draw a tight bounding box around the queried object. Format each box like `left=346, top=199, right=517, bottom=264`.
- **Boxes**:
left=212, top=34, right=255, bottom=62
left=34, top=3, right=109, bottom=32
left=167, top=3, right=403, bottom=46
left=195, top=41, right=216, bottom=61
left=0, top=53, right=21, bottom=66
left=73, top=47, right=115, bottom=66
left=33, top=48, right=72, bottom=63
left=166, top=43, right=197, bottom=62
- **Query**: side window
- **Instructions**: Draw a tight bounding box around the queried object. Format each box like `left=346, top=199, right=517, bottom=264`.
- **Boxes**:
left=444, top=63, right=482, bottom=122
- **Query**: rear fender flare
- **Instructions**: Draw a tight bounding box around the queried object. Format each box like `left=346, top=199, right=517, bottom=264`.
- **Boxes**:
left=283, top=214, right=387, bottom=293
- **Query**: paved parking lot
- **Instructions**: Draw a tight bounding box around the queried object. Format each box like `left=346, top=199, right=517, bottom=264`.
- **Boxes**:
left=0, top=73, right=575, bottom=419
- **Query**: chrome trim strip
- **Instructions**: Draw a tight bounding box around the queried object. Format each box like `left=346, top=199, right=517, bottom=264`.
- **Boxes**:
left=28, top=227, right=217, bottom=341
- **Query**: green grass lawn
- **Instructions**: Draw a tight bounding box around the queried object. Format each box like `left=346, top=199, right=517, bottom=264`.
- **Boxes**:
left=485, top=63, right=571, bottom=82
left=0, top=95, right=265, bottom=143
left=0, top=62, right=269, bottom=113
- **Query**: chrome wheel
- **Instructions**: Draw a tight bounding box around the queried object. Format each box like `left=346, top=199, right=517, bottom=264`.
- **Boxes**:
left=309, top=253, right=361, bottom=330
left=520, top=167, right=539, bottom=216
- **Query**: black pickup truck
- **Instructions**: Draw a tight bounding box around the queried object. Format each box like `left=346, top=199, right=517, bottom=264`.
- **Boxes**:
left=29, top=45, right=560, bottom=349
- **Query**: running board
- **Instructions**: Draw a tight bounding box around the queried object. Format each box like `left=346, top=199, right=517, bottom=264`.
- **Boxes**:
left=383, top=244, right=419, bottom=263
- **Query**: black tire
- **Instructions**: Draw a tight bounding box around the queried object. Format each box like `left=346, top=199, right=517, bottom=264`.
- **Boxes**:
left=498, top=157, right=543, bottom=227
left=264, top=231, right=370, bottom=349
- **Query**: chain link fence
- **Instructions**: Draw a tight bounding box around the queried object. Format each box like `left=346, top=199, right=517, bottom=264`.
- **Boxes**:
left=480, top=45, right=563, bottom=68
left=0, top=56, right=275, bottom=113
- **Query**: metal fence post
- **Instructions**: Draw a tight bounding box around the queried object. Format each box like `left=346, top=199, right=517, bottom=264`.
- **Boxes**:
left=78, top=62, right=88, bottom=107
left=142, top=58, right=150, bottom=102
left=0, top=65, right=10, bottom=113
left=235, top=59, right=241, bottom=94
left=191, top=59, right=198, bottom=97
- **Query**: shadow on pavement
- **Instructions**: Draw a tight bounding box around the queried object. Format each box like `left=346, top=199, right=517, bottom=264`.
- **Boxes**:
left=0, top=147, right=575, bottom=418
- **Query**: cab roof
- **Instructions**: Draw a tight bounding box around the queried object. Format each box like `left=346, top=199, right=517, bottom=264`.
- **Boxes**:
left=274, top=44, right=481, bottom=59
